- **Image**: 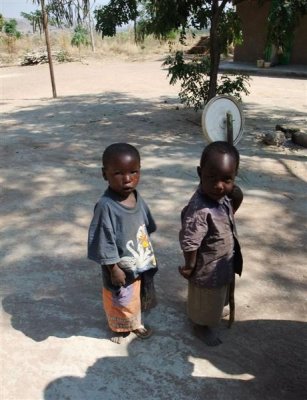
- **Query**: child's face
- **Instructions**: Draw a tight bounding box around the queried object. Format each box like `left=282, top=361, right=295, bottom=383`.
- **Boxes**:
left=102, top=153, right=140, bottom=199
left=197, top=152, right=237, bottom=201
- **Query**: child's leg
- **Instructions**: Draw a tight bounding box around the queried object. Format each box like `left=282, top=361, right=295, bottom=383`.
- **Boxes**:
left=110, top=331, right=130, bottom=344
left=193, top=325, right=222, bottom=346
left=187, top=282, right=228, bottom=346
left=222, top=284, right=230, bottom=318
left=102, top=282, right=142, bottom=343
left=132, top=325, right=152, bottom=339
left=140, top=269, right=157, bottom=311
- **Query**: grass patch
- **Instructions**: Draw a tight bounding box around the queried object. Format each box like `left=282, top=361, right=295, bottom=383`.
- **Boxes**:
left=0, top=27, right=201, bottom=66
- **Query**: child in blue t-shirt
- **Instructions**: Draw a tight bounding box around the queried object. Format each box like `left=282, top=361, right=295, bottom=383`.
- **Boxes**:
left=88, top=143, right=157, bottom=343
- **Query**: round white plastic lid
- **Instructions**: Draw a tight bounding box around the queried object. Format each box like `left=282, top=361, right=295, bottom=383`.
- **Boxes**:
left=201, top=95, right=244, bottom=145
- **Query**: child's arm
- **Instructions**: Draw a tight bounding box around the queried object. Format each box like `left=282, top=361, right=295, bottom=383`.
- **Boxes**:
left=178, top=250, right=197, bottom=279
left=228, top=184, right=243, bottom=214
left=107, top=264, right=126, bottom=286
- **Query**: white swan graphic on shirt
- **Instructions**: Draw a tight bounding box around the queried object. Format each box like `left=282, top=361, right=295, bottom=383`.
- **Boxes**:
left=118, top=225, right=156, bottom=274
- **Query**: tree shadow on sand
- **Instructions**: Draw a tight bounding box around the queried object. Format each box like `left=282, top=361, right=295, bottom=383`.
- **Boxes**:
left=1, top=257, right=108, bottom=342
left=1, top=89, right=306, bottom=400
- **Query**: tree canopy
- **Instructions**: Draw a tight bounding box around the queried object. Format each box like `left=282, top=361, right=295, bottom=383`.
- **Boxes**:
left=32, top=0, right=91, bottom=27
left=95, top=1, right=243, bottom=104
left=95, top=0, right=307, bottom=107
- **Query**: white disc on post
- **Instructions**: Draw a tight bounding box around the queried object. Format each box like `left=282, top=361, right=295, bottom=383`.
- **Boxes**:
left=201, top=95, right=244, bottom=145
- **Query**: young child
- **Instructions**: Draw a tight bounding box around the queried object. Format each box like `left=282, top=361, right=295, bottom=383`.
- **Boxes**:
left=179, top=141, right=243, bottom=346
left=88, top=143, right=158, bottom=344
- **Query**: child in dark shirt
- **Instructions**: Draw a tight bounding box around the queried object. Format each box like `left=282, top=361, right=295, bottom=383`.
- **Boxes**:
left=179, top=141, right=243, bottom=346
left=88, top=143, right=157, bottom=343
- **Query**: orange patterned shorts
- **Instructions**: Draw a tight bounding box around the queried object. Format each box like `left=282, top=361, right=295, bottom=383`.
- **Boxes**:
left=102, top=279, right=141, bottom=332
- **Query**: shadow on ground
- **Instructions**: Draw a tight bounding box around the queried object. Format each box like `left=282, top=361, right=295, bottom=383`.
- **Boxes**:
left=1, top=89, right=306, bottom=399
left=43, top=320, right=306, bottom=400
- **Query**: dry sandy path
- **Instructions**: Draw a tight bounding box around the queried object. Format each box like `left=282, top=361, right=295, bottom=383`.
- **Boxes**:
left=1, top=59, right=306, bottom=400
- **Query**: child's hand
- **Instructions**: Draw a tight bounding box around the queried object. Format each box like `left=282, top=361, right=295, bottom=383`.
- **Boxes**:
left=229, top=184, right=243, bottom=213
left=110, top=264, right=126, bottom=286
left=178, top=266, right=194, bottom=280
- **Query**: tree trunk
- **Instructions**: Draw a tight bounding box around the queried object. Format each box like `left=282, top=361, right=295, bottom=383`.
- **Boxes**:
left=208, top=0, right=229, bottom=101
left=134, top=19, right=137, bottom=44
left=88, top=9, right=95, bottom=52
left=41, top=0, right=57, bottom=98
left=208, top=0, right=220, bottom=101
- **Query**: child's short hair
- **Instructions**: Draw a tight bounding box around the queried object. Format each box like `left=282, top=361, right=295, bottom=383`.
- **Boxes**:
left=200, top=141, right=240, bottom=172
left=102, top=143, right=140, bottom=167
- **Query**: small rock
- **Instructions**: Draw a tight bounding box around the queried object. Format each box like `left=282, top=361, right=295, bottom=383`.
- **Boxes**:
left=263, top=131, right=286, bottom=146
left=275, top=124, right=300, bottom=138
left=292, top=131, right=307, bottom=148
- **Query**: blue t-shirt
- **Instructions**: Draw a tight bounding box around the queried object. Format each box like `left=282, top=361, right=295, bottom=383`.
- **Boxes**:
left=88, top=188, right=157, bottom=290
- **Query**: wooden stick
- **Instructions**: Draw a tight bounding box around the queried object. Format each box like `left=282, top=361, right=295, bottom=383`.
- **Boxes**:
left=228, top=277, right=235, bottom=328
left=228, top=114, right=235, bottom=328
left=226, top=112, right=233, bottom=145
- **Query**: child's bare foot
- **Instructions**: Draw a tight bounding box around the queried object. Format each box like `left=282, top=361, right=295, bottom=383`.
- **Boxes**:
left=193, top=325, right=222, bottom=346
left=132, top=325, right=152, bottom=339
left=110, top=332, right=130, bottom=344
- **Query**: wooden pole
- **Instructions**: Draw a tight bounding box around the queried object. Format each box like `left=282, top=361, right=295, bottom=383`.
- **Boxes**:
left=88, top=9, right=95, bottom=52
left=41, top=0, right=57, bottom=98
left=226, top=112, right=233, bottom=145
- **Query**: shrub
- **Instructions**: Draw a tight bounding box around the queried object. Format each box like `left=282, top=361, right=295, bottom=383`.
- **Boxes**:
left=163, top=51, right=250, bottom=111
left=3, top=19, right=21, bottom=38
left=71, top=25, right=89, bottom=49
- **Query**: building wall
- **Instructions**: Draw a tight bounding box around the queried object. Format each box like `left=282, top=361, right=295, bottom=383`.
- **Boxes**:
left=234, top=0, right=307, bottom=65
left=291, top=17, right=307, bottom=65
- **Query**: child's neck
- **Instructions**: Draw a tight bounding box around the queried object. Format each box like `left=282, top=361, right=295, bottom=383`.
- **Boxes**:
left=121, top=192, right=136, bottom=208
left=112, top=190, right=136, bottom=208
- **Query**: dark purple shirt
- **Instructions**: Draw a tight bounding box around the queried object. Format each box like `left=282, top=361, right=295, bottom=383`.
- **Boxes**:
left=179, top=187, right=238, bottom=288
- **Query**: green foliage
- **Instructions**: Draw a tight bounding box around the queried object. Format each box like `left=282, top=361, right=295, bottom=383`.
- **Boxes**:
left=218, top=8, right=243, bottom=55
left=94, top=1, right=248, bottom=103
left=135, top=18, right=148, bottom=42
left=163, top=51, right=250, bottom=111
left=95, top=0, right=179, bottom=43
left=139, top=1, right=241, bottom=48
left=265, top=0, right=307, bottom=64
left=3, top=19, right=21, bottom=38
left=2, top=19, right=21, bottom=54
left=71, top=24, right=89, bottom=48
left=21, top=10, right=43, bottom=34
left=55, top=49, right=73, bottom=62
left=0, top=13, right=4, bottom=31
left=164, top=29, right=178, bottom=41
left=163, top=51, right=210, bottom=110
left=217, top=74, right=250, bottom=99
left=95, top=0, right=138, bottom=37
left=32, top=0, right=90, bottom=27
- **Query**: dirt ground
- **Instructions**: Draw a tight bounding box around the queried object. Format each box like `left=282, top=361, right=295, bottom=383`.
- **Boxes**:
left=1, top=58, right=306, bottom=400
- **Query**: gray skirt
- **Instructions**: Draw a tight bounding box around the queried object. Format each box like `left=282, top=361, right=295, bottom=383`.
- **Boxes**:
left=187, top=282, right=228, bottom=327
